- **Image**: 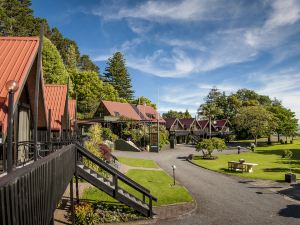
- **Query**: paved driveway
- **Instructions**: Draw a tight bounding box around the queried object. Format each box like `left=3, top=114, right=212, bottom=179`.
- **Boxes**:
left=114, top=145, right=300, bottom=225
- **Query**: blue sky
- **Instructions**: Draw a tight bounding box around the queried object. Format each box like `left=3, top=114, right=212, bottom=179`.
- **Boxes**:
left=31, top=0, right=300, bottom=118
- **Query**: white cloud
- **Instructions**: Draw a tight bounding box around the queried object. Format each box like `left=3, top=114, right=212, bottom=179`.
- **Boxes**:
left=93, top=0, right=230, bottom=22
left=245, top=0, right=300, bottom=49
left=126, top=49, right=197, bottom=77
left=252, top=69, right=300, bottom=119
left=265, top=0, right=300, bottom=29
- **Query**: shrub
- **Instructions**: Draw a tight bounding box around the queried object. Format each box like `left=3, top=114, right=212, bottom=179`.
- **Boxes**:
left=285, top=140, right=288, bottom=144
left=225, top=134, right=236, bottom=143
left=280, top=139, right=284, bottom=144
left=290, top=140, right=293, bottom=144
left=99, top=143, right=112, bottom=162
left=75, top=202, right=98, bottom=225
left=102, top=128, right=118, bottom=141
left=196, top=138, right=226, bottom=159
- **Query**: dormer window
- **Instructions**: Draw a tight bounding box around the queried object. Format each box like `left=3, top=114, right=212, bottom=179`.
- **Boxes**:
left=114, top=111, right=120, bottom=116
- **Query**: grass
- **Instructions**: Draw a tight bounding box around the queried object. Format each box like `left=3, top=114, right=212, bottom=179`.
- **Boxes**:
left=117, top=157, right=159, bottom=168
left=82, top=169, right=193, bottom=206
left=192, top=139, right=300, bottom=181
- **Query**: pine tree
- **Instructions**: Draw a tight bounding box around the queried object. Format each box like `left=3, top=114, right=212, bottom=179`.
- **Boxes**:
left=104, top=52, right=134, bottom=101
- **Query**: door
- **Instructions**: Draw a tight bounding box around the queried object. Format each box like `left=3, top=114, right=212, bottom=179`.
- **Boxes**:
left=18, top=107, right=30, bottom=163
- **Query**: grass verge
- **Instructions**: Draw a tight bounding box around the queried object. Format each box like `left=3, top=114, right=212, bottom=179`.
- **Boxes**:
left=117, top=156, right=159, bottom=168
left=192, top=139, right=300, bottom=181
left=82, top=169, right=193, bottom=206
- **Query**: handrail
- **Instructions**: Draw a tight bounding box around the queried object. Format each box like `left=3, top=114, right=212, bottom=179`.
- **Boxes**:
left=75, top=143, right=157, bottom=201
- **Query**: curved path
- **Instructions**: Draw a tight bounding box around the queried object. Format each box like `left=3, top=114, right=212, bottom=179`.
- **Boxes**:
left=114, top=145, right=300, bottom=225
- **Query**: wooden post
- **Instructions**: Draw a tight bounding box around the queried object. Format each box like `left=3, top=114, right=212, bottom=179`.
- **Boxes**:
left=113, top=174, right=118, bottom=197
left=70, top=179, right=75, bottom=225
left=33, top=25, right=44, bottom=161
left=47, top=109, right=52, bottom=152
left=7, top=91, right=14, bottom=173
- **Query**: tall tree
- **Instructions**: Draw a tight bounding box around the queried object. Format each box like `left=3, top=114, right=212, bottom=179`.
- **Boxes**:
left=42, top=37, right=69, bottom=84
left=198, top=103, right=223, bottom=138
left=234, top=106, right=277, bottom=145
left=70, top=70, right=124, bottom=118
left=162, top=110, right=192, bottom=119
left=78, top=55, right=100, bottom=73
left=104, top=52, right=134, bottom=101
left=132, top=96, right=156, bottom=109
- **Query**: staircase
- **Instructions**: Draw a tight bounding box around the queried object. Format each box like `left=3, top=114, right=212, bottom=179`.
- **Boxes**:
left=75, top=144, right=157, bottom=217
left=189, top=134, right=201, bottom=144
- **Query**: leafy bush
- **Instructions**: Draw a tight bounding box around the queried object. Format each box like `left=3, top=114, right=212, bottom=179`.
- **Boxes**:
left=196, top=138, right=226, bottom=159
left=225, top=134, right=236, bottom=143
left=74, top=202, right=143, bottom=224
left=99, top=143, right=112, bottom=162
left=102, top=128, right=118, bottom=141
left=280, top=139, right=284, bottom=144
left=290, top=140, right=293, bottom=144
left=75, top=202, right=98, bottom=225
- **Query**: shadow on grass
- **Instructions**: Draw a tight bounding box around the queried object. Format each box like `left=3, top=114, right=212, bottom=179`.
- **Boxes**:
left=255, top=149, right=300, bottom=158
left=263, top=167, right=300, bottom=174
left=278, top=205, right=300, bottom=218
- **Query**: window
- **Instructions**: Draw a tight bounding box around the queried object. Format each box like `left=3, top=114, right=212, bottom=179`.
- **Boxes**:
left=114, top=111, right=120, bottom=116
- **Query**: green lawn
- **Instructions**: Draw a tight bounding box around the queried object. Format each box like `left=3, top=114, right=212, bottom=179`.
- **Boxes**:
left=117, top=157, right=159, bottom=168
left=82, top=169, right=193, bottom=206
left=192, top=139, right=300, bottom=181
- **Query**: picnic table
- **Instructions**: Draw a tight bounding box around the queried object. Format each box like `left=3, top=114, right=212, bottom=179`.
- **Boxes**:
left=228, top=161, right=258, bottom=173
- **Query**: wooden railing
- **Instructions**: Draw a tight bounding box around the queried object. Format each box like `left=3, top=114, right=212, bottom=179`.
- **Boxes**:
left=0, top=144, right=75, bottom=225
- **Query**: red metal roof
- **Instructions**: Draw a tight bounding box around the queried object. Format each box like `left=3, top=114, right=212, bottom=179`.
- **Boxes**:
left=102, top=100, right=141, bottom=120
left=44, top=84, right=67, bottom=130
left=136, top=105, right=165, bottom=123
left=0, top=37, right=40, bottom=133
left=68, top=99, right=76, bottom=121
left=215, top=119, right=228, bottom=128
left=179, top=118, right=195, bottom=129
left=198, top=119, right=209, bottom=129
left=164, top=118, right=184, bottom=130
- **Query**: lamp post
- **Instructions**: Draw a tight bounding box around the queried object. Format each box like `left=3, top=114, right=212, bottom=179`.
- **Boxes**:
left=172, top=165, right=176, bottom=186
left=6, top=80, right=19, bottom=173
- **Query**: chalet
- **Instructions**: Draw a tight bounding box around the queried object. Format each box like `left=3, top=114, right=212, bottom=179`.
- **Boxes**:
left=44, top=84, right=76, bottom=139
left=213, top=119, right=231, bottom=133
left=198, top=119, right=209, bottom=135
left=0, top=37, right=48, bottom=168
left=179, top=118, right=202, bottom=134
left=136, top=104, right=165, bottom=124
left=164, top=118, right=187, bottom=143
left=96, top=100, right=141, bottom=121
left=93, top=100, right=165, bottom=123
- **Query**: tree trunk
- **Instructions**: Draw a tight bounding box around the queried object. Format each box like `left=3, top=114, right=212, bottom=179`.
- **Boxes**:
left=278, top=134, right=280, bottom=143
left=254, top=136, right=257, bottom=146
left=268, top=135, right=271, bottom=145
left=209, top=117, right=211, bottom=139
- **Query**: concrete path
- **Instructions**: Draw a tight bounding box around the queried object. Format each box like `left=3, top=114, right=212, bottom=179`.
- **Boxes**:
left=114, top=145, right=300, bottom=225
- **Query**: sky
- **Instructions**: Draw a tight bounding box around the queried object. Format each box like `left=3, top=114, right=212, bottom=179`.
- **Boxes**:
left=31, top=0, right=300, bottom=119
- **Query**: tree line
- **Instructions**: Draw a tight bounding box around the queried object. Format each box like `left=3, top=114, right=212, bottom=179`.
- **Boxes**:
left=198, top=87, right=298, bottom=144
left=0, top=0, right=154, bottom=118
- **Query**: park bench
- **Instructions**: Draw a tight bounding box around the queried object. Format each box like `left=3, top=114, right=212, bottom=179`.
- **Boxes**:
left=228, top=161, right=258, bottom=173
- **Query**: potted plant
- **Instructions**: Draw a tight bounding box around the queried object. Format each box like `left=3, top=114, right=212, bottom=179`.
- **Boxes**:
left=282, top=150, right=296, bottom=183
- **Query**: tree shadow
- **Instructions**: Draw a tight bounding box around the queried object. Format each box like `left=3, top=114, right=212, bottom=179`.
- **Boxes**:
left=263, top=167, right=300, bottom=174
left=278, top=205, right=300, bottom=218
left=256, top=149, right=300, bottom=158
left=278, top=183, right=300, bottom=201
